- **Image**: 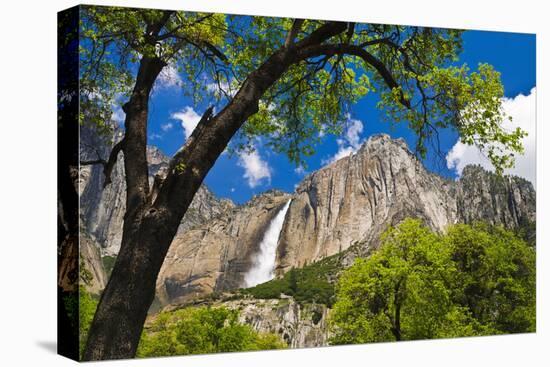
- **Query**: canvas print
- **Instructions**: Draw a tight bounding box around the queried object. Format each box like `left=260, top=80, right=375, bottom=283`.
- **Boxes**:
left=57, top=4, right=536, bottom=361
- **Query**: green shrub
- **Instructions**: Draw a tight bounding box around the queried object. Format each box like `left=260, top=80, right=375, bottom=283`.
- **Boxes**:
left=137, top=306, right=286, bottom=357
left=242, top=254, right=342, bottom=306
left=78, top=287, right=99, bottom=358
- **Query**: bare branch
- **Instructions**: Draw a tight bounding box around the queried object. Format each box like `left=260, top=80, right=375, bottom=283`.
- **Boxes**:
left=167, top=35, right=228, bottom=63
left=80, top=159, right=107, bottom=166
left=79, top=137, right=125, bottom=188
left=295, top=21, right=347, bottom=49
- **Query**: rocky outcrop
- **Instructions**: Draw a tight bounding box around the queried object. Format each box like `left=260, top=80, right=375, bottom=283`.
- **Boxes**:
left=454, top=164, right=536, bottom=228
left=156, top=191, right=291, bottom=305
left=277, top=135, right=454, bottom=272
left=229, top=297, right=329, bottom=348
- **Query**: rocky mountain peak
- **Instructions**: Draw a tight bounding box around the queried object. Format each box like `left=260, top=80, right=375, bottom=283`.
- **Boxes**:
left=277, top=135, right=535, bottom=273
left=79, top=128, right=535, bottom=306
left=361, top=133, right=409, bottom=152
left=243, top=189, right=291, bottom=208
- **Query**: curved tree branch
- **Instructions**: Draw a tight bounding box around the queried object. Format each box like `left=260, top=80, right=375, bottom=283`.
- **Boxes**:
left=297, top=43, right=412, bottom=109
left=102, top=138, right=125, bottom=188
left=155, top=22, right=349, bottom=210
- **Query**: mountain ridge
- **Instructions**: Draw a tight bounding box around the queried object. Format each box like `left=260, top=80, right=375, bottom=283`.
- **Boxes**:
left=155, top=134, right=535, bottom=305
left=78, top=130, right=535, bottom=307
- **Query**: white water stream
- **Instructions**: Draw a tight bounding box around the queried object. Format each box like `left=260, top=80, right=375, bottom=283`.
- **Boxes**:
left=243, top=200, right=292, bottom=287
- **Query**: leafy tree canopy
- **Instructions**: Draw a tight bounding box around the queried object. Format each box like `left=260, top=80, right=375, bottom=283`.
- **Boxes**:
left=445, top=223, right=536, bottom=333
left=330, top=219, right=535, bottom=344
left=80, top=6, right=525, bottom=173
left=79, top=6, right=227, bottom=136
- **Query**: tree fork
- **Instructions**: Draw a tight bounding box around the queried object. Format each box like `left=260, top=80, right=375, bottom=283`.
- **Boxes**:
left=83, top=21, right=348, bottom=361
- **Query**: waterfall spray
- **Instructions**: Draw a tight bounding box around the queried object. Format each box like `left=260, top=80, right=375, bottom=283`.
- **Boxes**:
left=244, top=200, right=291, bottom=287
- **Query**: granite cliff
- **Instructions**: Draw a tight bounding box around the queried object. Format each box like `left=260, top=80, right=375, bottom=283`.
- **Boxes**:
left=276, top=134, right=535, bottom=273
left=154, top=135, right=535, bottom=305
left=79, top=126, right=234, bottom=256
left=79, top=132, right=535, bottom=308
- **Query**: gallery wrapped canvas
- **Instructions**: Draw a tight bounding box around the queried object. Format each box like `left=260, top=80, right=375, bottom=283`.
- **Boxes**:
left=57, top=4, right=536, bottom=362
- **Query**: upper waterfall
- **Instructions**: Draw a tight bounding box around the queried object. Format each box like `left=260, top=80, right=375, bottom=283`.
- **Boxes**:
left=243, top=200, right=292, bottom=287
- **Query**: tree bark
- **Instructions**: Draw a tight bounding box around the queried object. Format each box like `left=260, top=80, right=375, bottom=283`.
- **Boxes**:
left=393, top=301, right=402, bottom=341
left=392, top=279, right=403, bottom=341
left=82, top=55, right=166, bottom=361
left=83, top=21, right=347, bottom=360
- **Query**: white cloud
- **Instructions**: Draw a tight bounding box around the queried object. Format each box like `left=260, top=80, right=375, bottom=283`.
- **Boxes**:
left=322, top=116, right=365, bottom=165
left=171, top=106, right=202, bottom=139
left=446, top=88, right=536, bottom=185
left=160, top=122, right=173, bottom=132
left=327, top=145, right=356, bottom=164
left=156, top=64, right=182, bottom=89
left=345, top=118, right=364, bottom=148
left=238, top=148, right=272, bottom=188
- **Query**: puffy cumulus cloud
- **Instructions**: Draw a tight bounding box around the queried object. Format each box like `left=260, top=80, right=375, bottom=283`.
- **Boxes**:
left=446, top=88, right=536, bottom=185
left=238, top=148, right=272, bottom=188
left=171, top=106, right=202, bottom=139
left=344, top=117, right=364, bottom=148
left=322, top=116, right=364, bottom=165
left=156, top=64, right=182, bottom=89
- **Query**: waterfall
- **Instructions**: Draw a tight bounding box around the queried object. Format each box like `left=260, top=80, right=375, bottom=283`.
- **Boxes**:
left=244, top=200, right=291, bottom=287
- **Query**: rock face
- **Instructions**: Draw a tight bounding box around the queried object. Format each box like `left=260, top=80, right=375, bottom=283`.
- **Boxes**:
left=79, top=126, right=234, bottom=256
left=79, top=130, right=535, bottom=306
left=156, top=190, right=291, bottom=305
left=228, top=297, right=329, bottom=348
left=79, top=230, right=108, bottom=295
left=453, top=164, right=536, bottom=228
left=275, top=134, right=535, bottom=273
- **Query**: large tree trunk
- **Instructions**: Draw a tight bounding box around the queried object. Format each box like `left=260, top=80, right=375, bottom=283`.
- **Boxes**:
left=83, top=21, right=347, bottom=360
left=82, top=55, right=166, bottom=360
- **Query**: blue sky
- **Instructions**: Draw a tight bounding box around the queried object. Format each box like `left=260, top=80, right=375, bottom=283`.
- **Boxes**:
left=137, top=29, right=536, bottom=204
